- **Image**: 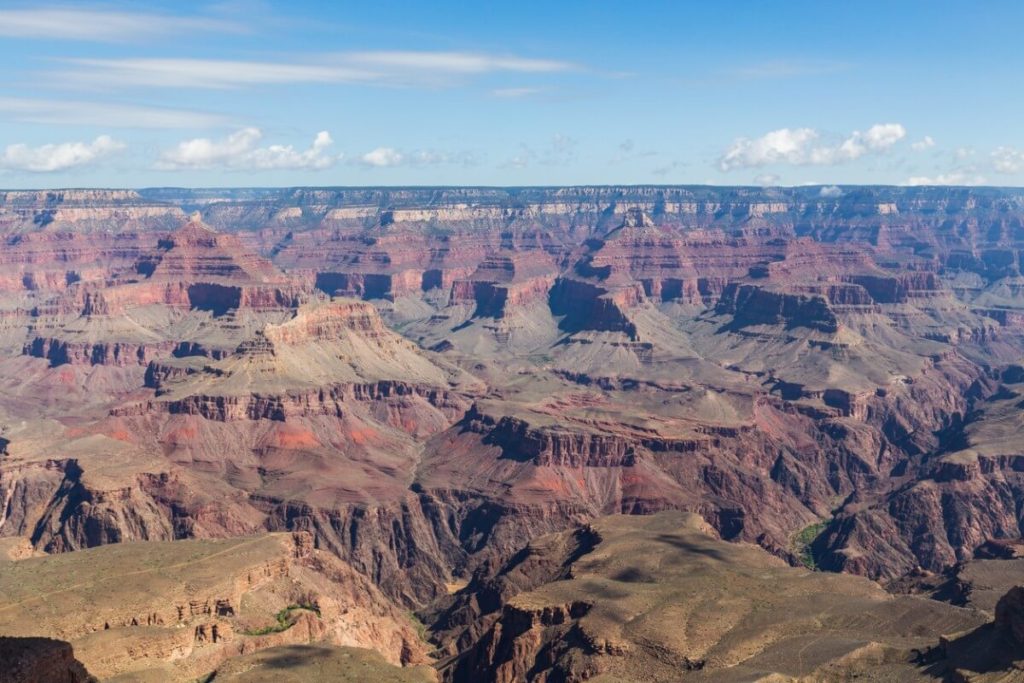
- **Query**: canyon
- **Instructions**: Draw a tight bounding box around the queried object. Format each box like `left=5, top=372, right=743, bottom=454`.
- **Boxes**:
left=2, top=185, right=1024, bottom=680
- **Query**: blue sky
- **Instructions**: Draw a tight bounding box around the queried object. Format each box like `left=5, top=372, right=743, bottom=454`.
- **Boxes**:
left=1, top=0, right=1022, bottom=188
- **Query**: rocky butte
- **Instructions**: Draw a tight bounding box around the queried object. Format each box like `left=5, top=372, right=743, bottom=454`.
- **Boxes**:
left=1, top=185, right=1024, bottom=680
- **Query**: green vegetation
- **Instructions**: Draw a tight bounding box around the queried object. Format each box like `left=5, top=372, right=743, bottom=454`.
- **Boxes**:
left=240, top=601, right=320, bottom=636
left=793, top=522, right=826, bottom=570
left=407, top=610, right=429, bottom=642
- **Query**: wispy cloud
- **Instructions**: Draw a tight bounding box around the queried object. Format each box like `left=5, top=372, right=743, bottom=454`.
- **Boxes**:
left=652, top=160, right=688, bottom=176
left=360, top=147, right=404, bottom=168
left=346, top=51, right=574, bottom=74
left=911, top=135, right=936, bottom=151
left=0, top=135, right=125, bottom=172
left=725, top=59, right=850, bottom=79
left=157, top=128, right=339, bottom=170
left=954, top=146, right=975, bottom=161
left=0, top=97, right=230, bottom=129
left=719, top=123, right=906, bottom=171
left=52, top=51, right=577, bottom=90
left=57, top=58, right=378, bottom=90
left=610, top=138, right=656, bottom=164
left=992, top=146, right=1024, bottom=173
left=358, top=147, right=481, bottom=168
left=501, top=134, right=578, bottom=169
left=0, top=6, right=242, bottom=42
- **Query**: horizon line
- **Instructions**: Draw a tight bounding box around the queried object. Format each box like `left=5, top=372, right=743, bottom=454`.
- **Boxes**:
left=3, top=183, right=1024, bottom=192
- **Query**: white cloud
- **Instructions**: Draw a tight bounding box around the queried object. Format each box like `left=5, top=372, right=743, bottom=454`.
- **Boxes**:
left=356, top=147, right=479, bottom=168
left=992, top=147, right=1024, bottom=174
left=911, top=135, right=935, bottom=151
left=720, top=127, right=817, bottom=170
left=0, top=7, right=240, bottom=42
left=360, top=147, right=404, bottom=167
left=719, top=123, right=906, bottom=171
left=0, top=97, right=229, bottom=129
left=859, top=123, right=906, bottom=150
left=54, top=51, right=575, bottom=90
left=409, top=150, right=444, bottom=165
left=754, top=173, right=780, bottom=186
left=819, top=185, right=843, bottom=198
left=60, top=58, right=377, bottom=90
left=157, top=128, right=339, bottom=170
left=954, top=146, right=975, bottom=161
left=904, top=170, right=986, bottom=186
left=0, top=135, right=125, bottom=172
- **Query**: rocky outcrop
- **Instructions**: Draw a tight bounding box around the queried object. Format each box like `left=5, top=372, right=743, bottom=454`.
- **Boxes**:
left=25, top=338, right=178, bottom=367
left=995, top=586, right=1024, bottom=645
left=470, top=412, right=637, bottom=468
left=0, top=637, right=96, bottom=683
left=138, top=218, right=287, bottom=284
left=262, top=299, right=390, bottom=343
left=715, top=282, right=839, bottom=332
left=116, top=382, right=467, bottom=423
left=843, top=272, right=942, bottom=303
left=0, top=231, right=152, bottom=294
left=548, top=278, right=640, bottom=338
left=316, top=270, right=428, bottom=301
left=812, top=366, right=1024, bottom=579
left=450, top=253, right=557, bottom=319
left=425, top=523, right=601, bottom=658
left=28, top=464, right=184, bottom=552
left=921, top=584, right=1024, bottom=679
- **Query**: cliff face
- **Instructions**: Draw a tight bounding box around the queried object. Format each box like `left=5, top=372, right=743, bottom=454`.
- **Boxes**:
left=715, top=282, right=839, bottom=332
left=0, top=189, right=185, bottom=234
left=25, top=337, right=178, bottom=367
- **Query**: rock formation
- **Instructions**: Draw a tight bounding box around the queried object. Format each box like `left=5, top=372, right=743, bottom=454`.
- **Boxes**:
left=0, top=637, right=96, bottom=683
